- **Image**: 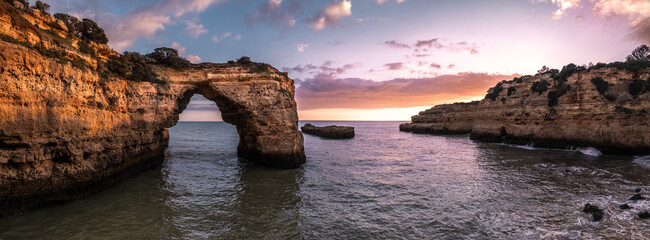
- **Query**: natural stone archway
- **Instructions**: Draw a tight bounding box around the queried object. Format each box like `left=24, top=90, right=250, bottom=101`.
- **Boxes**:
left=0, top=42, right=305, bottom=216
left=162, top=63, right=306, bottom=168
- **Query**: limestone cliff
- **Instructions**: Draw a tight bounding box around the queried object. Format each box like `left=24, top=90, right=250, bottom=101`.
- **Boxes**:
left=401, top=66, right=650, bottom=154
left=0, top=1, right=305, bottom=217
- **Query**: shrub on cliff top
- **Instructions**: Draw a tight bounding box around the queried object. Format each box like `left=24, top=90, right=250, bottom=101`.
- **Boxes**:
left=626, top=44, right=650, bottom=62
left=237, top=56, right=252, bottom=65
left=32, top=0, right=49, bottom=14
left=553, top=63, right=584, bottom=84
left=79, top=19, right=108, bottom=44
left=145, top=47, right=191, bottom=70
left=54, top=14, right=109, bottom=44
left=531, top=80, right=550, bottom=94
left=123, top=52, right=158, bottom=82
left=485, top=82, right=503, bottom=101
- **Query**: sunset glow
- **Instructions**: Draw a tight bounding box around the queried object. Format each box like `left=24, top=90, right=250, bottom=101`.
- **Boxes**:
left=48, top=0, right=650, bottom=120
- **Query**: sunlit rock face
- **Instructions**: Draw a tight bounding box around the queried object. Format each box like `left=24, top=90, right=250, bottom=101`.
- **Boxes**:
left=401, top=68, right=650, bottom=154
left=0, top=2, right=304, bottom=217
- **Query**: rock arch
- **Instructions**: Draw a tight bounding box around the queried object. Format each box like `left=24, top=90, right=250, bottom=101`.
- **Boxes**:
left=168, top=70, right=306, bottom=168
left=0, top=42, right=305, bottom=216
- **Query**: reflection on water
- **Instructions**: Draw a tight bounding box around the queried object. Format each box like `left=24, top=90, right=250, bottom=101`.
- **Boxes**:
left=0, top=121, right=649, bottom=239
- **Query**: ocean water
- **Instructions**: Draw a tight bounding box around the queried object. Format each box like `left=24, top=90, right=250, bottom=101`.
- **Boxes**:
left=1, top=121, right=649, bottom=239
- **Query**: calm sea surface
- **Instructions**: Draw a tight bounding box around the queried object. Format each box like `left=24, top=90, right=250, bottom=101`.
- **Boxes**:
left=1, top=121, right=649, bottom=239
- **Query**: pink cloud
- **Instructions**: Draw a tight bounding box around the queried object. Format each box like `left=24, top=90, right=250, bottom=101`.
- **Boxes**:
left=309, top=0, right=352, bottom=31
left=295, top=72, right=519, bottom=110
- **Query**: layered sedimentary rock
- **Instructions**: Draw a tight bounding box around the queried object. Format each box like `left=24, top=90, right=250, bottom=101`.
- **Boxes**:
left=301, top=123, right=355, bottom=139
left=401, top=68, right=650, bottom=154
left=0, top=1, right=304, bottom=217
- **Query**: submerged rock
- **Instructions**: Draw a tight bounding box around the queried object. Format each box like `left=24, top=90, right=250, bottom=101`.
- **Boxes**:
left=301, top=123, right=355, bottom=139
left=620, top=204, right=631, bottom=210
left=583, top=203, right=604, bottom=222
left=639, top=211, right=650, bottom=219
left=636, top=188, right=642, bottom=193
left=629, top=194, right=646, bottom=201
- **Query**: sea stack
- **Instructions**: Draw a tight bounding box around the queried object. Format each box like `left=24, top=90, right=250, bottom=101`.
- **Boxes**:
left=301, top=123, right=355, bottom=139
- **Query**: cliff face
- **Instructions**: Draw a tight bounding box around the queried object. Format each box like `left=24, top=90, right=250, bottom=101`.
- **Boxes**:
left=0, top=1, right=304, bottom=217
left=401, top=68, right=650, bottom=154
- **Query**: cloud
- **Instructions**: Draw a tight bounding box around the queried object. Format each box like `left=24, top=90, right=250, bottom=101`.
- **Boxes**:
left=540, top=0, right=650, bottom=44
left=51, top=0, right=224, bottom=51
left=170, top=42, right=201, bottom=63
left=186, top=55, right=202, bottom=63
left=384, top=62, right=405, bottom=70
left=297, top=43, right=310, bottom=53
left=295, top=72, right=519, bottom=110
left=327, top=40, right=345, bottom=46
left=382, top=38, right=480, bottom=55
left=211, top=32, right=241, bottom=43
left=170, top=42, right=187, bottom=56
left=448, top=64, right=456, bottom=69
left=185, top=20, right=208, bottom=38
left=382, top=40, right=411, bottom=49
left=376, top=0, right=407, bottom=4
left=184, top=95, right=220, bottom=111
left=308, top=0, right=352, bottom=31
left=246, top=0, right=301, bottom=28
left=430, top=63, right=442, bottom=69
left=594, top=0, right=650, bottom=44
left=283, top=61, right=360, bottom=75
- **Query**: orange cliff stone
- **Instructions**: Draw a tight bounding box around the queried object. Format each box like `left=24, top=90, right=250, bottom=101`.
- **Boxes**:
left=400, top=67, right=650, bottom=154
left=0, top=1, right=305, bottom=217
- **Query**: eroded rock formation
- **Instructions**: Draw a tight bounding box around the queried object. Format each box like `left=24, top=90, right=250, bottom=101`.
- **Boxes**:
left=301, top=123, right=355, bottom=139
left=401, top=67, right=650, bottom=154
left=0, top=1, right=304, bottom=217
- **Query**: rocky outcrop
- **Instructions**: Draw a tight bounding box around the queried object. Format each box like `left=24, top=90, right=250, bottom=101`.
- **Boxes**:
left=0, top=1, right=304, bottom=217
left=401, top=67, right=650, bottom=154
left=301, top=123, right=355, bottom=139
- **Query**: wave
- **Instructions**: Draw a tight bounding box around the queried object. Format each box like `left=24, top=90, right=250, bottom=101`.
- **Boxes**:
left=500, top=143, right=603, bottom=157
left=633, top=155, right=650, bottom=168
left=576, top=147, right=602, bottom=157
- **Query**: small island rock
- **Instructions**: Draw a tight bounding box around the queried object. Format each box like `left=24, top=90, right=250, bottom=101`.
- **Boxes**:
left=301, top=123, right=355, bottom=139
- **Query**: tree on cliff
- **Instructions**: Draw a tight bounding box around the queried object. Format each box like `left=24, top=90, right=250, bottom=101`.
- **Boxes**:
left=626, top=45, right=650, bottom=62
left=53, top=14, right=108, bottom=44
left=31, top=0, right=49, bottom=14
left=79, top=19, right=108, bottom=44
left=146, top=47, right=191, bottom=70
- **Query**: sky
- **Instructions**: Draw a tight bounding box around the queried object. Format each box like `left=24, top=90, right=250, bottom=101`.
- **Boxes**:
left=48, top=0, right=650, bottom=121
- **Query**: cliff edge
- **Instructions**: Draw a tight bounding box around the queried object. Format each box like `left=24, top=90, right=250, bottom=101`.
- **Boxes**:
left=0, top=1, right=305, bottom=217
left=401, top=63, right=650, bottom=154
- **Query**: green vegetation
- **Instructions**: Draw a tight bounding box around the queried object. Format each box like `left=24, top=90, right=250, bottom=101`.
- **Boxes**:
left=31, top=0, right=49, bottom=14
left=589, top=77, right=615, bottom=101
left=531, top=80, right=550, bottom=94
left=0, top=34, right=31, bottom=48
left=628, top=79, right=649, bottom=97
left=626, top=44, right=649, bottom=62
left=237, top=56, right=252, bottom=65
left=145, top=47, right=190, bottom=70
left=590, top=77, right=609, bottom=95
left=507, top=86, right=516, bottom=96
left=77, top=40, right=95, bottom=56
left=485, top=82, right=503, bottom=101
left=53, top=13, right=108, bottom=44
left=103, top=52, right=159, bottom=82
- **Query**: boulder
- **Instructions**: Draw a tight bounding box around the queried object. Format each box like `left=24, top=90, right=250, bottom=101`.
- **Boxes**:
left=301, top=123, right=355, bottom=139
